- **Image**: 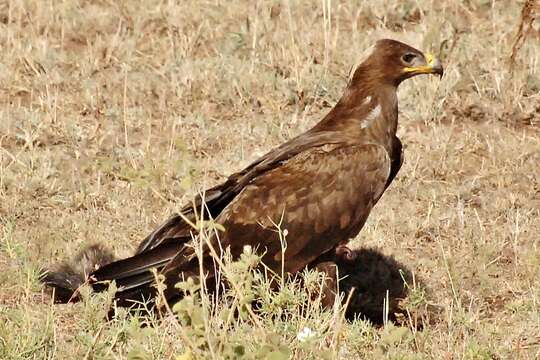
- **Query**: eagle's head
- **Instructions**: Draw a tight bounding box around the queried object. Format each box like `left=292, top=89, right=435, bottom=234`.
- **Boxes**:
left=354, top=39, right=444, bottom=87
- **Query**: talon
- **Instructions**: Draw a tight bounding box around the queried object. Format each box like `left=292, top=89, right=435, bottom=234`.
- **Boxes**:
left=335, top=245, right=357, bottom=262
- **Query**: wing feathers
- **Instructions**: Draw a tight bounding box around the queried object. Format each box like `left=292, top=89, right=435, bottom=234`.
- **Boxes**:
left=207, top=143, right=391, bottom=275
left=88, top=139, right=394, bottom=305
left=91, top=241, right=185, bottom=286
left=134, top=131, right=357, bottom=255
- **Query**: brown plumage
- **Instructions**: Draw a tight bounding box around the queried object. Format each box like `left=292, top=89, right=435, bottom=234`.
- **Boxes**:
left=43, top=39, right=442, bottom=310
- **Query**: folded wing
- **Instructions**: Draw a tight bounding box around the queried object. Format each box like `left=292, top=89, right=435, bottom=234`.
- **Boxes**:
left=158, top=143, right=391, bottom=299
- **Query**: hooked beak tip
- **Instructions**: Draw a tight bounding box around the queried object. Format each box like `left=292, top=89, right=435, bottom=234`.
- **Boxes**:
left=426, top=53, right=444, bottom=78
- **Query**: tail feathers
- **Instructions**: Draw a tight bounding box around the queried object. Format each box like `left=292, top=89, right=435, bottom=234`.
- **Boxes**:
left=41, top=244, right=115, bottom=303
left=42, top=238, right=188, bottom=306
left=91, top=242, right=182, bottom=282
left=89, top=241, right=188, bottom=305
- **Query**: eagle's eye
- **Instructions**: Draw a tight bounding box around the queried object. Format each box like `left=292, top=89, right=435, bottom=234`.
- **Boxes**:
left=401, top=53, right=417, bottom=64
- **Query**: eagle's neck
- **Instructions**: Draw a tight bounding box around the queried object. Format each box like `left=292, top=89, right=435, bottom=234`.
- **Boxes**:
left=362, top=86, right=399, bottom=146
left=316, top=79, right=399, bottom=153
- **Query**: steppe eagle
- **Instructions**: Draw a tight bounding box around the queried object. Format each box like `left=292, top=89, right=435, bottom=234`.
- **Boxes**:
left=43, top=39, right=443, bottom=310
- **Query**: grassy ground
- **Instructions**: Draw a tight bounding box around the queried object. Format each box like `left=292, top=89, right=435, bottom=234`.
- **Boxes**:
left=1, top=0, right=539, bottom=358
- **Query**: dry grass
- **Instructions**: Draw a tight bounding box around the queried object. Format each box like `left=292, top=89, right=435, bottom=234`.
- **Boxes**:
left=1, top=0, right=539, bottom=359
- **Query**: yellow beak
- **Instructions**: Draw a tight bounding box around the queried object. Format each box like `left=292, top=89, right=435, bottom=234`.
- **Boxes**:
left=404, top=53, right=444, bottom=77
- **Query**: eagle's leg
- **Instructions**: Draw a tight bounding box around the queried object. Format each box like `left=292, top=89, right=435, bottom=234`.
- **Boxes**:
left=310, top=244, right=358, bottom=309
left=312, top=260, right=340, bottom=309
